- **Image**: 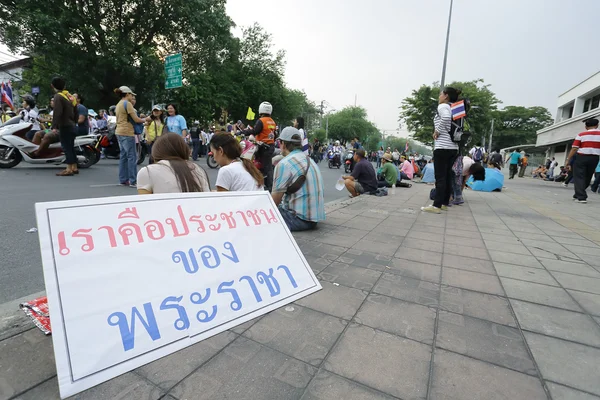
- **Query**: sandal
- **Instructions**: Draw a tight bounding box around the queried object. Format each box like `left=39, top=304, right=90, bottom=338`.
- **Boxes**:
left=72, top=170, right=79, bottom=175
left=56, top=170, right=74, bottom=176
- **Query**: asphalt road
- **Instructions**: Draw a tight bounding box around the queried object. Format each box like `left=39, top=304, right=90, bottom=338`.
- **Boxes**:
left=0, top=157, right=347, bottom=304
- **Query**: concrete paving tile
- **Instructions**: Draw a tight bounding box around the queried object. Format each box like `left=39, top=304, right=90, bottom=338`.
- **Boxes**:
left=485, top=240, right=531, bottom=255
left=430, top=349, right=547, bottom=400
left=524, top=332, right=600, bottom=396
left=528, top=247, right=581, bottom=261
left=395, top=246, right=443, bottom=265
left=229, top=316, right=262, bottom=335
left=445, top=235, right=486, bottom=248
left=439, top=286, right=516, bottom=327
left=319, top=262, right=382, bottom=290
left=343, top=218, right=381, bottom=231
left=300, top=242, right=346, bottom=261
left=550, top=272, right=600, bottom=295
left=579, top=254, right=600, bottom=268
left=568, top=290, right=600, bottom=317
left=414, top=218, right=446, bottom=228
left=244, top=305, right=346, bottom=366
left=511, top=299, right=600, bottom=347
left=136, top=331, right=237, bottom=389
left=324, top=323, right=430, bottom=399
left=74, top=373, right=163, bottom=400
left=541, top=259, right=600, bottom=278
left=318, top=234, right=359, bottom=248
left=388, top=257, right=441, bottom=283
left=436, top=312, right=536, bottom=374
left=482, top=234, right=522, bottom=245
left=168, top=336, right=316, bottom=400
left=546, top=382, right=600, bottom=400
left=443, top=254, right=497, bottom=275
left=501, top=277, right=582, bottom=311
left=444, top=243, right=490, bottom=260
left=355, top=293, right=436, bottom=344
left=13, top=378, right=59, bottom=400
left=362, top=231, right=405, bottom=245
left=302, top=370, right=396, bottom=400
left=451, top=228, right=483, bottom=239
left=479, top=226, right=515, bottom=236
left=556, top=236, right=600, bottom=248
left=407, top=230, right=445, bottom=243
left=0, top=329, right=56, bottom=399
left=295, top=281, right=367, bottom=320
left=304, top=255, right=332, bottom=274
left=488, top=251, right=544, bottom=268
left=565, top=244, right=600, bottom=257
left=373, top=273, right=440, bottom=307
left=411, top=225, right=445, bottom=235
left=494, top=263, right=559, bottom=286
left=337, top=249, right=393, bottom=272
left=351, top=240, right=400, bottom=257
left=402, top=237, right=444, bottom=253
left=442, top=268, right=504, bottom=296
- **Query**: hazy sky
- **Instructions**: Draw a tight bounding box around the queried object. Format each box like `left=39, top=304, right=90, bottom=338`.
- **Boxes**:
left=226, top=0, right=600, bottom=136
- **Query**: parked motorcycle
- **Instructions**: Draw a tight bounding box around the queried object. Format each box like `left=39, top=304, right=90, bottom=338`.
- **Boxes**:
left=0, top=117, right=98, bottom=169
left=94, top=128, right=147, bottom=165
left=344, top=149, right=354, bottom=173
left=327, top=150, right=341, bottom=169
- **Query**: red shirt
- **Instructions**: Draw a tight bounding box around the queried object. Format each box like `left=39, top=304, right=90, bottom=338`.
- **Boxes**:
left=573, top=129, right=600, bottom=156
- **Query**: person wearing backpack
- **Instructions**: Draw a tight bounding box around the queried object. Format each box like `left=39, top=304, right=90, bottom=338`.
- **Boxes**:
left=469, top=143, right=484, bottom=163
left=115, top=86, right=149, bottom=187
left=422, top=86, right=461, bottom=214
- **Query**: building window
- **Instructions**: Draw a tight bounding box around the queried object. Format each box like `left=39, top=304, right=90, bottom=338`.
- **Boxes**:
left=568, top=106, right=573, bottom=118
left=583, top=94, right=600, bottom=113
left=584, top=99, right=591, bottom=112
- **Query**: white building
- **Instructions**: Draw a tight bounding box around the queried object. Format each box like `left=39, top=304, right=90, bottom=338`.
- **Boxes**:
left=536, top=71, right=600, bottom=166
left=0, top=57, right=29, bottom=84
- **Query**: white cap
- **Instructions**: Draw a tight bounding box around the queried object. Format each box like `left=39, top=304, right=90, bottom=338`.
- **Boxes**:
left=279, top=127, right=302, bottom=143
left=119, top=86, right=136, bottom=95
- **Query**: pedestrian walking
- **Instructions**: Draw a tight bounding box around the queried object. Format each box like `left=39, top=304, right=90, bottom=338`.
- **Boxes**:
left=50, top=76, right=78, bottom=176
left=508, top=149, right=521, bottom=179
left=518, top=153, right=528, bottom=177
left=421, top=86, right=461, bottom=214
left=565, top=118, right=600, bottom=203
left=115, top=86, right=147, bottom=187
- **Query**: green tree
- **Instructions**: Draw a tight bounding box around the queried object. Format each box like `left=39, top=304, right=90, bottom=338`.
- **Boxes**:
left=309, top=128, right=327, bottom=144
left=399, top=79, right=501, bottom=146
left=491, top=106, right=553, bottom=150
left=325, top=106, right=379, bottom=144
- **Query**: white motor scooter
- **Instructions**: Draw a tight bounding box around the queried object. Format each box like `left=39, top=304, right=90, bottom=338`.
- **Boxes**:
left=0, top=116, right=98, bottom=169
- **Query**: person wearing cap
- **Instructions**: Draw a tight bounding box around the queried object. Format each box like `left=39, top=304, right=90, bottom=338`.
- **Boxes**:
left=565, top=118, right=600, bottom=203
left=377, top=153, right=398, bottom=187
left=145, top=105, right=165, bottom=164
left=272, top=127, right=325, bottom=231
left=115, top=86, right=148, bottom=186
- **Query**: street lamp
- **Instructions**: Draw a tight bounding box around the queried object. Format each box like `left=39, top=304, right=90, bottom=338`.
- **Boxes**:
left=440, top=0, right=454, bottom=89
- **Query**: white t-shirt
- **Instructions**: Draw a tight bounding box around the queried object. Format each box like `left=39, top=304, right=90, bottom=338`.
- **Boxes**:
left=216, top=160, right=262, bottom=191
left=462, top=156, right=474, bottom=176
left=22, top=108, right=41, bottom=131
left=137, top=160, right=210, bottom=193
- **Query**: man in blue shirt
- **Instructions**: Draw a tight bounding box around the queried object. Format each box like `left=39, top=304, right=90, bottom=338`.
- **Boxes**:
left=508, top=148, right=521, bottom=179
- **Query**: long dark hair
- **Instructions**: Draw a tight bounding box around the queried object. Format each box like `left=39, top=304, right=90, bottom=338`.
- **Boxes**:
left=151, top=133, right=206, bottom=192
left=210, top=133, right=264, bottom=187
left=443, top=86, right=462, bottom=103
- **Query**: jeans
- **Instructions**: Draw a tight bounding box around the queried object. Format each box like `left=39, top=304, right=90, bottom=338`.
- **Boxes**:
left=59, top=126, right=77, bottom=164
left=518, top=165, right=526, bottom=177
left=192, top=138, right=200, bottom=160
left=257, top=144, right=275, bottom=191
left=509, top=164, right=518, bottom=179
left=117, top=135, right=137, bottom=184
left=279, top=206, right=317, bottom=232
left=574, top=154, right=599, bottom=200
left=147, top=142, right=154, bottom=164
left=433, top=149, right=458, bottom=208
left=592, top=172, right=600, bottom=193
left=376, top=157, right=382, bottom=168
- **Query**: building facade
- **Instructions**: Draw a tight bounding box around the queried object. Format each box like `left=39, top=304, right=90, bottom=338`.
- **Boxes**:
left=536, top=70, right=600, bottom=166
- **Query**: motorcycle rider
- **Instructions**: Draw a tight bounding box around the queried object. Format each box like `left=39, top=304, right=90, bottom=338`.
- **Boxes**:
left=20, top=95, right=41, bottom=141
left=245, top=101, right=276, bottom=191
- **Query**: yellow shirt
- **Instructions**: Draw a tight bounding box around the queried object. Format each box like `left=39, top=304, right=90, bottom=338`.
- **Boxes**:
left=145, top=120, right=164, bottom=142
left=1, top=114, right=10, bottom=123
left=115, top=99, right=136, bottom=136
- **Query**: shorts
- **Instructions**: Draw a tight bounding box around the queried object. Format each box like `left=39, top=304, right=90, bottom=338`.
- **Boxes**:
left=354, top=182, right=365, bottom=194
left=44, top=130, right=60, bottom=143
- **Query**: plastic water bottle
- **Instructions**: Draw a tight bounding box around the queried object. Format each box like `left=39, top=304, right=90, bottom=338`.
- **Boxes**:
left=391, top=183, right=396, bottom=195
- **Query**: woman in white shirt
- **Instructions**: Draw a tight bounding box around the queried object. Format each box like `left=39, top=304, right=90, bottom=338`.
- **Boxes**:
left=137, top=132, right=210, bottom=194
left=210, top=133, right=264, bottom=191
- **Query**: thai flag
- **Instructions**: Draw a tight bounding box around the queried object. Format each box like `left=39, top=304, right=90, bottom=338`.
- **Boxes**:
left=451, top=100, right=466, bottom=121
left=1, top=82, right=14, bottom=109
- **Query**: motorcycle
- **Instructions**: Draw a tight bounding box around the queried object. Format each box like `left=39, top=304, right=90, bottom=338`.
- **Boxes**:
left=344, top=149, right=354, bottom=173
left=0, top=117, right=98, bottom=169
left=94, top=127, right=147, bottom=165
left=327, top=150, right=341, bottom=169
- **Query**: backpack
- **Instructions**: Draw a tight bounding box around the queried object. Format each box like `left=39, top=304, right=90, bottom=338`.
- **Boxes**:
left=449, top=99, right=471, bottom=143
left=123, top=100, right=143, bottom=134
left=473, top=147, right=483, bottom=162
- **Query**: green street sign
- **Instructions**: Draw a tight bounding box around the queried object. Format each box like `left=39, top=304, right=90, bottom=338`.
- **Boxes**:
left=165, top=53, right=182, bottom=89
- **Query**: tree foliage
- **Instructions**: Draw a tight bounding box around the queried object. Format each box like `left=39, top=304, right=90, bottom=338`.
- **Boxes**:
left=325, top=106, right=379, bottom=144
left=399, top=79, right=501, bottom=146
left=491, top=106, right=553, bottom=150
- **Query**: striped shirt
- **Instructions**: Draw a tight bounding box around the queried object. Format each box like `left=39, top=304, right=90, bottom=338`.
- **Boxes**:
left=300, top=128, right=309, bottom=155
left=273, top=149, right=326, bottom=222
left=573, top=129, right=600, bottom=156
left=433, top=103, right=458, bottom=150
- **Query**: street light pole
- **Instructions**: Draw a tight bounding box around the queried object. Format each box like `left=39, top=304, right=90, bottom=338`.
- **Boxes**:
left=326, top=115, right=329, bottom=142
left=440, top=0, right=454, bottom=89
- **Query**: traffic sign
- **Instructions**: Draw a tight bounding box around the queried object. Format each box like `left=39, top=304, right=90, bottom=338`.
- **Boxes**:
left=165, top=53, right=182, bottom=89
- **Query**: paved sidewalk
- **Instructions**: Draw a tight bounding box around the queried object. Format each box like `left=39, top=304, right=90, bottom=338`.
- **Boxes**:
left=2, top=177, right=600, bottom=399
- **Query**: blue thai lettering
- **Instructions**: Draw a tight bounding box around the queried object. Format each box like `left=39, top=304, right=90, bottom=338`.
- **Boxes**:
left=277, top=265, right=298, bottom=288
left=159, top=296, right=190, bottom=330
left=198, top=245, right=220, bottom=269
left=190, top=289, right=217, bottom=323
left=239, top=275, right=263, bottom=303
left=221, top=242, right=239, bottom=263
left=217, top=281, right=242, bottom=311
left=256, top=268, right=281, bottom=297
left=172, top=249, right=200, bottom=274
left=107, top=303, right=161, bottom=352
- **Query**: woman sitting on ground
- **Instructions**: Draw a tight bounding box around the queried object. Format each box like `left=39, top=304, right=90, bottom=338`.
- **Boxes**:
left=210, top=132, right=264, bottom=191
left=137, top=132, right=210, bottom=194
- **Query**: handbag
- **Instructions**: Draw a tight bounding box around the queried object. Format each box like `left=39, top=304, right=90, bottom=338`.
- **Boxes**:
left=286, top=156, right=311, bottom=195
left=123, top=100, right=144, bottom=134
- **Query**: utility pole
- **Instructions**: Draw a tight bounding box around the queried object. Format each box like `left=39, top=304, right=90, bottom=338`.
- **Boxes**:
left=354, top=94, right=357, bottom=107
left=325, top=115, right=329, bottom=142
left=488, top=119, right=494, bottom=152
left=319, top=100, right=324, bottom=129
left=440, top=0, right=454, bottom=89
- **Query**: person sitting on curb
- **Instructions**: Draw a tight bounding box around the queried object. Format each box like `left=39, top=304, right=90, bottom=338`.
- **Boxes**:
left=272, top=127, right=326, bottom=231
left=377, top=153, right=398, bottom=187
left=343, top=149, right=378, bottom=197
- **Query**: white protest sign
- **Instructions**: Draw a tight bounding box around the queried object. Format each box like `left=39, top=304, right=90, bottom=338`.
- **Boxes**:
left=35, top=191, right=321, bottom=398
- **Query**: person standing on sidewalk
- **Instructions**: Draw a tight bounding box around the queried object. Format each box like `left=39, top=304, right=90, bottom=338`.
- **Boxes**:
left=190, top=120, right=201, bottom=161
left=565, top=118, right=600, bottom=203
left=115, top=86, right=147, bottom=187
left=51, top=77, right=79, bottom=176
left=508, top=149, right=521, bottom=179
left=421, top=86, right=461, bottom=214
left=145, top=105, right=164, bottom=164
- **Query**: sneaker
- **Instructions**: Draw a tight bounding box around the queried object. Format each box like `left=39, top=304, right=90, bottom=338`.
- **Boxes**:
left=452, top=200, right=465, bottom=205
left=120, top=181, right=129, bottom=186
left=562, top=183, right=567, bottom=187
left=575, top=199, right=587, bottom=204
left=129, top=183, right=137, bottom=188
left=441, top=205, right=449, bottom=211
left=421, top=205, right=441, bottom=214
